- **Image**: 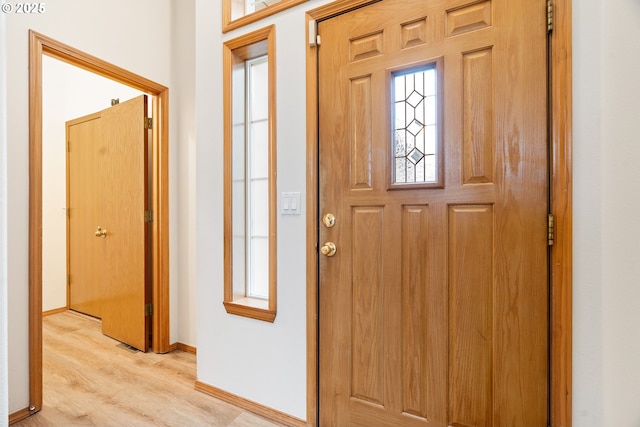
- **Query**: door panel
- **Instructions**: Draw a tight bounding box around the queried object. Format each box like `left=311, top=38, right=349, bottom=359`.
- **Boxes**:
left=67, top=113, right=104, bottom=318
left=448, top=205, right=494, bottom=426
left=318, top=1, right=548, bottom=426
left=100, top=95, right=150, bottom=352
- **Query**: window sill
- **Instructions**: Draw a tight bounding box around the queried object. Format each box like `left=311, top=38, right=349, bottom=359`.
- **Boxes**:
left=223, top=300, right=276, bottom=323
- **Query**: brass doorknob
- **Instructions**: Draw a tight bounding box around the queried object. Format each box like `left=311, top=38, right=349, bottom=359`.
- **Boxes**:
left=95, top=226, right=107, bottom=238
left=320, top=242, right=337, bottom=257
left=322, top=213, right=336, bottom=228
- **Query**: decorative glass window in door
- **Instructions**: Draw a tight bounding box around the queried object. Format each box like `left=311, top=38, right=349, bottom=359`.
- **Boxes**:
left=392, top=63, right=443, bottom=187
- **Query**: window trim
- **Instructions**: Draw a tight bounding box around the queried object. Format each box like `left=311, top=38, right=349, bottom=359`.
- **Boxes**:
left=223, top=25, right=277, bottom=323
left=223, top=0, right=307, bottom=33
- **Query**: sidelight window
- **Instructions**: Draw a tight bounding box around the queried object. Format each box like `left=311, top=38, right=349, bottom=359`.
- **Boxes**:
left=223, top=26, right=277, bottom=322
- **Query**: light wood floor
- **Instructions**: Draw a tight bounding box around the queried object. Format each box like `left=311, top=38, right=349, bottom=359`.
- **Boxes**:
left=13, top=310, right=285, bottom=427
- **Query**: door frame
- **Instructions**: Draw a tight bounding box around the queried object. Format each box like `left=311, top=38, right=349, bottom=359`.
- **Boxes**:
left=28, top=30, right=171, bottom=413
left=304, top=1, right=573, bottom=426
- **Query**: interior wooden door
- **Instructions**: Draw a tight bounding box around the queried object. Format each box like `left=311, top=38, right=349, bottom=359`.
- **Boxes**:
left=318, top=1, right=549, bottom=426
left=66, top=95, right=150, bottom=351
left=67, top=112, right=105, bottom=319
left=100, top=95, right=150, bottom=352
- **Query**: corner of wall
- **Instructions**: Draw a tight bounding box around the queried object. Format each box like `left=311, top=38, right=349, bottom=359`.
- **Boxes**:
left=1, top=11, right=10, bottom=425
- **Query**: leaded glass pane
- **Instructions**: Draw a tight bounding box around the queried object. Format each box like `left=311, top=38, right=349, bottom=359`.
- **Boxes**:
left=393, top=67, right=438, bottom=184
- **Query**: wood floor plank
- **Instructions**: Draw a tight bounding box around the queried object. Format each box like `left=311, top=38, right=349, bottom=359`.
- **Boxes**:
left=12, top=311, right=286, bottom=427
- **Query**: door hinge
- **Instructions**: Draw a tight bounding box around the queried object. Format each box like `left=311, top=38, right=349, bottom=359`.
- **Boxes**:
left=67, top=140, right=70, bottom=152
left=145, top=304, right=153, bottom=316
left=145, top=118, right=153, bottom=130
left=144, top=210, right=154, bottom=223
left=111, top=98, right=120, bottom=106
left=548, top=213, right=555, bottom=246
left=66, top=207, right=70, bottom=219
left=547, top=0, right=554, bottom=33
left=67, top=274, right=71, bottom=286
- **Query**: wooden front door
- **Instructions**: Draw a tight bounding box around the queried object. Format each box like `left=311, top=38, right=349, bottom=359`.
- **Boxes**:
left=318, top=1, right=549, bottom=426
left=67, top=95, right=150, bottom=352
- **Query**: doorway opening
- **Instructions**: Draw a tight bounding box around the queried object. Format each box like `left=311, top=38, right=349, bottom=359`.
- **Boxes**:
left=28, top=30, right=170, bottom=415
left=43, top=55, right=147, bottom=320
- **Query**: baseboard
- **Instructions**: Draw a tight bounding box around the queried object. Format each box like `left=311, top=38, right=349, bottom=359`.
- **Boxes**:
left=42, top=306, right=68, bottom=317
left=176, top=342, right=196, bottom=355
left=9, top=407, right=32, bottom=425
left=194, top=380, right=306, bottom=427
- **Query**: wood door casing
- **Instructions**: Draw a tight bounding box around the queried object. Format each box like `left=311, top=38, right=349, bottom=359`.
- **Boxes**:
left=318, top=0, right=548, bottom=426
left=67, top=112, right=104, bottom=319
left=28, top=31, right=172, bottom=417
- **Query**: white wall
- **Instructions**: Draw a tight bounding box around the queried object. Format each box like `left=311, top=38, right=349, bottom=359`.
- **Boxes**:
left=1, top=11, right=9, bottom=427
left=41, top=56, right=144, bottom=313
left=599, top=0, right=640, bottom=425
left=596, top=0, right=640, bottom=426
left=194, top=0, right=319, bottom=419
left=6, top=0, right=173, bottom=413
left=573, top=0, right=640, bottom=425
left=572, top=0, right=604, bottom=424
left=172, top=0, right=198, bottom=349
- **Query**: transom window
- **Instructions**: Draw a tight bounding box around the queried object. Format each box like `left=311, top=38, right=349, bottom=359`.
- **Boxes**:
left=223, top=0, right=306, bottom=33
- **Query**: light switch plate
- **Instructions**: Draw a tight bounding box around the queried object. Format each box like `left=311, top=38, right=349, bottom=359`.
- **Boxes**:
left=281, top=192, right=301, bottom=215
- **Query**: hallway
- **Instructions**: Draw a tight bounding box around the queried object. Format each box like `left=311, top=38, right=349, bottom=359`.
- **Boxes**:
left=13, top=311, right=284, bottom=426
